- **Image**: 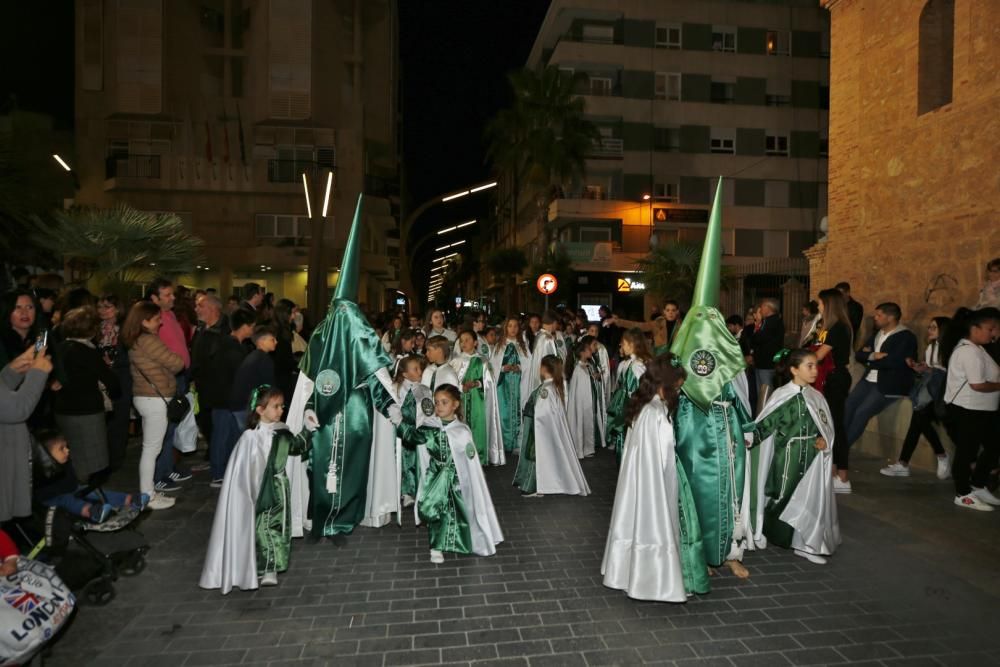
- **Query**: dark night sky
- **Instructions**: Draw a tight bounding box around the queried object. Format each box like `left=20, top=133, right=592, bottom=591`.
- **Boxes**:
left=0, top=1, right=551, bottom=265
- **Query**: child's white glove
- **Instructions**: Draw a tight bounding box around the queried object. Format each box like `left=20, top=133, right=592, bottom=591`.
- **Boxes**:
left=303, top=409, right=320, bottom=432
left=388, top=404, right=403, bottom=426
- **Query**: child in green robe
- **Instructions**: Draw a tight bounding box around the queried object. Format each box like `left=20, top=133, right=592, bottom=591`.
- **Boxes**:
left=748, top=349, right=840, bottom=565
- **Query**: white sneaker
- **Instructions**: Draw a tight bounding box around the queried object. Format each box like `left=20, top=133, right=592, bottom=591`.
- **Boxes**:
left=146, top=492, right=175, bottom=510
left=955, top=493, right=994, bottom=512
left=429, top=549, right=444, bottom=564
left=936, top=455, right=951, bottom=480
left=833, top=478, right=852, bottom=494
left=971, top=487, right=1000, bottom=507
left=794, top=549, right=827, bottom=565
left=880, top=462, right=910, bottom=477
left=260, top=572, right=278, bottom=586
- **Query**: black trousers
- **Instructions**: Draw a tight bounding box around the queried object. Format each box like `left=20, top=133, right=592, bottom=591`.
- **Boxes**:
left=899, top=405, right=945, bottom=463
left=947, top=404, right=1000, bottom=496
left=106, top=393, right=133, bottom=472
left=825, top=367, right=851, bottom=469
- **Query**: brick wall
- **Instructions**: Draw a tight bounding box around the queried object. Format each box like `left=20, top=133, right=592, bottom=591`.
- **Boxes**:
left=813, top=0, right=999, bottom=334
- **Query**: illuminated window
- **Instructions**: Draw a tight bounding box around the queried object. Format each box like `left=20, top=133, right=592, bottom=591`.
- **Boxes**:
left=766, top=31, right=790, bottom=56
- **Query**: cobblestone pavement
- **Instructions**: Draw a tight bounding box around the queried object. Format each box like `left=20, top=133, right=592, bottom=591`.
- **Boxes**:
left=43, top=444, right=1000, bottom=667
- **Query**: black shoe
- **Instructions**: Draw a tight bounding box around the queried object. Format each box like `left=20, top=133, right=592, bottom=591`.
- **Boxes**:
left=169, top=469, right=193, bottom=482
left=154, top=479, right=182, bottom=492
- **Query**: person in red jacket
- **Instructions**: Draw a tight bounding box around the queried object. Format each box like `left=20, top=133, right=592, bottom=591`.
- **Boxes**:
left=0, top=528, right=18, bottom=576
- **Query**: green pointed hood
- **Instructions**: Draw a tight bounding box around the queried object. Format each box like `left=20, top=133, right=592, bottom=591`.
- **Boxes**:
left=333, top=193, right=364, bottom=303
left=669, top=177, right=746, bottom=411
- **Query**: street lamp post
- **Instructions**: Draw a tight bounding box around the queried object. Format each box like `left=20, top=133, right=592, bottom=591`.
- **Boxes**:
left=305, top=170, right=334, bottom=320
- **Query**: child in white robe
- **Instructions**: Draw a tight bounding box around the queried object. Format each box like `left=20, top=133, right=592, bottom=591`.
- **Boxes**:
left=566, top=335, right=606, bottom=459
left=513, top=355, right=590, bottom=497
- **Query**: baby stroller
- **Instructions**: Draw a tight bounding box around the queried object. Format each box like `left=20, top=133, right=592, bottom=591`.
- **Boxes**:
left=24, top=440, right=150, bottom=607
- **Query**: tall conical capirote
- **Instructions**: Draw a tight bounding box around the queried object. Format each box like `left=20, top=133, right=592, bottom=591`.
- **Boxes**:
left=333, top=193, right=364, bottom=303
left=690, top=175, right=724, bottom=308
left=669, top=176, right=746, bottom=411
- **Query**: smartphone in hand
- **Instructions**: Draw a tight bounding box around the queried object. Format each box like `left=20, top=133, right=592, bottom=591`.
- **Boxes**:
left=34, top=330, right=48, bottom=354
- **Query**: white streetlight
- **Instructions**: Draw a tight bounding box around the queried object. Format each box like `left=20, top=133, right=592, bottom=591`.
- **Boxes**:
left=433, top=239, right=466, bottom=252
left=321, top=171, right=333, bottom=218
left=470, top=182, right=497, bottom=193
left=53, top=154, right=72, bottom=172
left=302, top=173, right=312, bottom=218
left=436, top=219, right=476, bottom=235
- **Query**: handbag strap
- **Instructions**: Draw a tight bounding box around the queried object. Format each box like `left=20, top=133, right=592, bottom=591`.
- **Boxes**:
left=131, top=361, right=170, bottom=408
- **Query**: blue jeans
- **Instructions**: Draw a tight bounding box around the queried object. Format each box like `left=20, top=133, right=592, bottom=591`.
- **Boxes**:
left=154, top=374, right=188, bottom=484
left=844, top=380, right=900, bottom=457
left=209, top=408, right=240, bottom=480
left=43, top=489, right=133, bottom=518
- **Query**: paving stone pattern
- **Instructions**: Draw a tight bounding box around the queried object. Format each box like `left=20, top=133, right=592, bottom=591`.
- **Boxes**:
left=45, top=447, right=1000, bottom=666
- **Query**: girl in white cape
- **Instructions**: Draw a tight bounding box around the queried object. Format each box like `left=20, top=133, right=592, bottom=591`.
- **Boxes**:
left=513, top=355, right=590, bottom=497
left=450, top=330, right=505, bottom=466
left=491, top=317, right=531, bottom=456
left=586, top=322, right=614, bottom=403
left=747, top=348, right=840, bottom=564
left=415, top=384, right=503, bottom=563
left=602, top=355, right=710, bottom=602
left=606, top=330, right=652, bottom=463
left=200, top=386, right=317, bottom=594
left=566, top=335, right=606, bottom=458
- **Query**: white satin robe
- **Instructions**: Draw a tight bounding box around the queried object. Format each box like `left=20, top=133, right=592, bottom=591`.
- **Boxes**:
left=449, top=351, right=505, bottom=466
left=566, top=361, right=605, bottom=459
left=601, top=397, right=687, bottom=602
left=530, top=380, right=590, bottom=496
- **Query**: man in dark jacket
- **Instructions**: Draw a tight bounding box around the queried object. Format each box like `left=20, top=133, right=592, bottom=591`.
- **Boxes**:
left=198, top=309, right=254, bottom=486
left=748, top=298, right=785, bottom=391
left=836, top=282, right=864, bottom=338
left=837, top=302, right=918, bottom=494
left=191, top=295, right=230, bottom=444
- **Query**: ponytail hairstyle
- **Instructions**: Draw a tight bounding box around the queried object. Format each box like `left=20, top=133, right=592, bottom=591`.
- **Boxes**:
left=773, top=348, right=816, bottom=388
left=246, top=385, right=284, bottom=430
left=393, top=353, right=426, bottom=387
left=566, top=334, right=596, bottom=381
left=391, top=328, right=417, bottom=357
left=539, top=354, right=566, bottom=403
left=625, top=354, right=686, bottom=426
left=622, top=328, right=653, bottom=363
left=433, top=383, right=463, bottom=421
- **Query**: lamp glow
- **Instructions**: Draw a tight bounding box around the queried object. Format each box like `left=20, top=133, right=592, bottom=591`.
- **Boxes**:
left=302, top=173, right=312, bottom=218
left=321, top=171, right=333, bottom=217
left=441, top=190, right=470, bottom=202
left=470, top=182, right=497, bottom=193
left=53, top=154, right=71, bottom=172
left=455, top=219, right=476, bottom=229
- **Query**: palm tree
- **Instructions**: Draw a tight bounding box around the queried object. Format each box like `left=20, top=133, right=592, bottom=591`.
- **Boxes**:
left=484, top=247, right=528, bottom=314
left=31, top=205, right=204, bottom=294
left=636, top=242, right=703, bottom=306
left=486, top=67, right=600, bottom=233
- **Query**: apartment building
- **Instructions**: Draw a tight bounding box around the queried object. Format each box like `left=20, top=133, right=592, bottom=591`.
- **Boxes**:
left=493, top=0, right=829, bottom=318
left=73, top=0, right=401, bottom=311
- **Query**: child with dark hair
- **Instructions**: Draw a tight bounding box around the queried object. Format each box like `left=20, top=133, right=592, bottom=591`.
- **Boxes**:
left=602, top=354, right=709, bottom=602
left=605, top=329, right=652, bottom=463
left=33, top=430, right=147, bottom=523
left=566, top=335, right=606, bottom=459
left=394, top=354, right=431, bottom=506
left=747, top=349, right=840, bottom=564
left=421, top=335, right=459, bottom=390
left=414, top=384, right=503, bottom=563
left=389, top=328, right=418, bottom=374
left=201, top=385, right=317, bottom=593
left=228, top=326, right=278, bottom=429
left=451, top=330, right=504, bottom=466
left=514, top=355, right=589, bottom=498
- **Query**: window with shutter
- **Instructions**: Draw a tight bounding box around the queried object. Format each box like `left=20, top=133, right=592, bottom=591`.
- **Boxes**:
left=268, top=0, right=312, bottom=120
left=116, top=0, right=162, bottom=114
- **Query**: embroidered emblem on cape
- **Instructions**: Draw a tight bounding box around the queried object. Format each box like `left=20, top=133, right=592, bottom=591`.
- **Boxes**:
left=689, top=350, right=717, bottom=377
left=465, top=443, right=477, bottom=460
left=480, top=344, right=489, bottom=356
left=819, top=409, right=829, bottom=425
left=421, top=397, right=435, bottom=416
left=540, top=388, right=548, bottom=399
left=315, top=369, right=341, bottom=397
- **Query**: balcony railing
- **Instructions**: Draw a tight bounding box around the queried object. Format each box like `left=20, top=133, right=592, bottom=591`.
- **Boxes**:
left=105, top=154, right=161, bottom=179
left=588, top=137, right=623, bottom=157
left=557, top=188, right=621, bottom=201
